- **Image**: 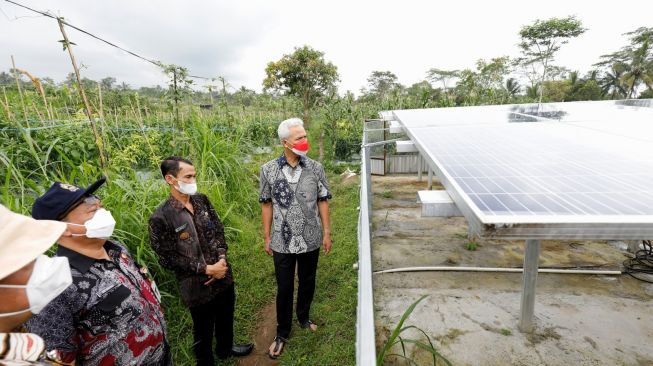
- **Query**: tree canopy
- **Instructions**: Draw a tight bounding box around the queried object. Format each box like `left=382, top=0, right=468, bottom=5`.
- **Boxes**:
left=263, top=45, right=339, bottom=124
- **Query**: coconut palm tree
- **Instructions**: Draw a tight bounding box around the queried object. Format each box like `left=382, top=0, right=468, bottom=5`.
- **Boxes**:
left=595, top=27, right=653, bottom=99
left=504, top=78, right=521, bottom=99
left=620, top=40, right=653, bottom=98
left=599, top=66, right=627, bottom=99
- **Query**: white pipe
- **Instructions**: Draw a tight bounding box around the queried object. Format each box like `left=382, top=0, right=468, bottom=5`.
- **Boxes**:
left=373, top=266, right=622, bottom=275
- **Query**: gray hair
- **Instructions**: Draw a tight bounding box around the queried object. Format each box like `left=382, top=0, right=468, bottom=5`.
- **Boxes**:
left=277, top=118, right=304, bottom=141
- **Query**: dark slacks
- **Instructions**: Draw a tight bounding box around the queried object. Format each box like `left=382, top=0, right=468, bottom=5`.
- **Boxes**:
left=272, top=248, right=320, bottom=339
left=188, top=283, right=235, bottom=366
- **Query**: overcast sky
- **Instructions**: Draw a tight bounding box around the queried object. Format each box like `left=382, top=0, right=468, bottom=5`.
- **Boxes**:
left=1, top=0, right=651, bottom=94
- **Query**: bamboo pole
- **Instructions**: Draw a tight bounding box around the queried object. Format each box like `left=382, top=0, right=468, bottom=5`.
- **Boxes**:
left=128, top=96, right=143, bottom=129
left=135, top=94, right=144, bottom=126
left=10, top=56, right=28, bottom=123
left=113, top=107, right=119, bottom=127
left=15, top=67, right=52, bottom=120
left=28, top=96, right=44, bottom=121
left=173, top=68, right=180, bottom=126
left=57, top=17, right=107, bottom=171
left=97, top=82, right=104, bottom=121
left=1, top=86, right=13, bottom=121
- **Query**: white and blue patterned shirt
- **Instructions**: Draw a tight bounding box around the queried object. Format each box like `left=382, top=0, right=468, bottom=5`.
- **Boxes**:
left=259, top=155, right=331, bottom=254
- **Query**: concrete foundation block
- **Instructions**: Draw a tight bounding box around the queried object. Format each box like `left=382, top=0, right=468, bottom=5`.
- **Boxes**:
left=418, top=190, right=462, bottom=217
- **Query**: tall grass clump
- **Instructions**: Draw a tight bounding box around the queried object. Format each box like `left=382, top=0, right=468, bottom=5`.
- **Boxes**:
left=378, top=295, right=452, bottom=366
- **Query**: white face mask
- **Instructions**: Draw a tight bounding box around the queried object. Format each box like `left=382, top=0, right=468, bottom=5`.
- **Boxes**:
left=0, top=255, right=72, bottom=317
left=172, top=177, right=197, bottom=195
left=69, top=208, right=116, bottom=239
left=290, top=148, right=307, bottom=157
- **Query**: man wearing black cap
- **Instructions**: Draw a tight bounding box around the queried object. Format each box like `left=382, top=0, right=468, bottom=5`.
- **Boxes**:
left=26, top=178, right=172, bottom=366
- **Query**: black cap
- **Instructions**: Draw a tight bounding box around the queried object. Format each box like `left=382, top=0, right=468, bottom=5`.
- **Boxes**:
left=32, top=177, right=107, bottom=220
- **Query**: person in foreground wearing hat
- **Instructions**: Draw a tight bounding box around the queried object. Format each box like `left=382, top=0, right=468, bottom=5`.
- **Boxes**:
left=149, top=157, right=253, bottom=365
left=25, top=178, right=172, bottom=366
left=259, top=118, right=333, bottom=359
left=0, top=204, right=72, bottom=365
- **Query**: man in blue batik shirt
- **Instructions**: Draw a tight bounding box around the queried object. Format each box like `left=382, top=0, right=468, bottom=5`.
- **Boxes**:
left=259, top=118, right=332, bottom=359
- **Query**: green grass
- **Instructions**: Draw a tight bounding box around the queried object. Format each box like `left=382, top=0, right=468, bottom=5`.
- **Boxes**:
left=466, top=241, right=478, bottom=251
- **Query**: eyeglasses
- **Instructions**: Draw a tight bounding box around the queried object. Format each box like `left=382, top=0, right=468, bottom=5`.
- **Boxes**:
left=80, top=195, right=101, bottom=206
left=58, top=195, right=102, bottom=220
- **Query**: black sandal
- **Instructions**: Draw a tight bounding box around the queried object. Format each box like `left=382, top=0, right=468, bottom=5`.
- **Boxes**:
left=299, top=319, right=318, bottom=331
left=268, top=336, right=286, bottom=359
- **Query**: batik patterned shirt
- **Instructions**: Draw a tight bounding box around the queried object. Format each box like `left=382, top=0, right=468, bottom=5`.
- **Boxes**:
left=148, top=193, right=233, bottom=308
left=259, top=155, right=331, bottom=254
left=25, top=241, right=170, bottom=366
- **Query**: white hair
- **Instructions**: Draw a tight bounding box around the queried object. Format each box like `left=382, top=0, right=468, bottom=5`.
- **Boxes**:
left=277, top=118, right=304, bottom=141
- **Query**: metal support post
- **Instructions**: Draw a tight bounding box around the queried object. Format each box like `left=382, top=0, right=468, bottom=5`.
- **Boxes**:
left=365, top=146, right=372, bottom=216
left=519, top=239, right=540, bottom=333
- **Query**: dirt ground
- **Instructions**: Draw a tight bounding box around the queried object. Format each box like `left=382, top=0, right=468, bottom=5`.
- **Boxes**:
left=371, top=175, right=653, bottom=366
left=236, top=302, right=279, bottom=366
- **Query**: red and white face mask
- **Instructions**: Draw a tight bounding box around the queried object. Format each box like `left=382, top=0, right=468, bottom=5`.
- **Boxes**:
left=287, top=139, right=310, bottom=156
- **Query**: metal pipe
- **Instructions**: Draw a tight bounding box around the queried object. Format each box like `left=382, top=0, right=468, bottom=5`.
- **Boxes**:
left=363, top=127, right=392, bottom=132
left=373, top=266, right=622, bottom=275
left=357, top=125, right=376, bottom=364
left=362, top=137, right=405, bottom=148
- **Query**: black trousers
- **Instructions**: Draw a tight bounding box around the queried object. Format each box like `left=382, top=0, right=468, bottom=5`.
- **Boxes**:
left=273, top=248, right=320, bottom=339
left=189, top=283, right=235, bottom=366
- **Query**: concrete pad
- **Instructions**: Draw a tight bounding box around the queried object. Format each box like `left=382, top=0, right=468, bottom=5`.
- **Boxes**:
left=418, top=190, right=462, bottom=217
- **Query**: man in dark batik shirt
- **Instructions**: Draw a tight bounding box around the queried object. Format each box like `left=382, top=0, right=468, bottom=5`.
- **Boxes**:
left=149, top=157, right=252, bottom=366
left=26, top=178, right=171, bottom=366
left=260, top=118, right=333, bottom=359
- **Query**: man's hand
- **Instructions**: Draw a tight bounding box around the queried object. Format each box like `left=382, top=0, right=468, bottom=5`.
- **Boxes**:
left=323, top=234, right=332, bottom=255
left=205, top=259, right=228, bottom=281
left=264, top=237, right=273, bottom=256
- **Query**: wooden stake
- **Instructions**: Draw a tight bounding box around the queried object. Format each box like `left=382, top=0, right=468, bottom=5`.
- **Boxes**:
left=29, top=96, right=44, bottom=121
left=57, top=17, right=107, bottom=171
left=10, top=56, right=28, bottom=123
left=14, top=67, right=52, bottom=120
left=135, top=94, right=144, bottom=126
left=173, top=68, right=180, bottom=126
left=1, top=86, right=13, bottom=121
left=97, top=82, right=104, bottom=121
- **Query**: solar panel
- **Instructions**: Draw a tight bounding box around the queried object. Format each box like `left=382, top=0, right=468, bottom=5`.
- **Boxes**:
left=390, top=100, right=653, bottom=239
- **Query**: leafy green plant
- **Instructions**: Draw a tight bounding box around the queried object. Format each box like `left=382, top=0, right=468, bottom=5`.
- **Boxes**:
left=377, top=295, right=452, bottom=366
left=382, top=190, right=393, bottom=199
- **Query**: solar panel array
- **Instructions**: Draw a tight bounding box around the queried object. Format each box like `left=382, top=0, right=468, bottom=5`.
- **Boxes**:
left=391, top=100, right=653, bottom=239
